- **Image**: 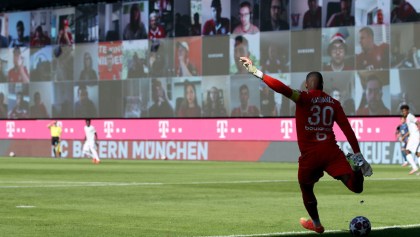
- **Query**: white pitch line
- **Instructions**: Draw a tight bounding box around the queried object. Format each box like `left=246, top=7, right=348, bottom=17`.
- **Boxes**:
left=198, top=223, right=420, bottom=237
left=16, top=205, right=36, bottom=208
left=0, top=177, right=418, bottom=188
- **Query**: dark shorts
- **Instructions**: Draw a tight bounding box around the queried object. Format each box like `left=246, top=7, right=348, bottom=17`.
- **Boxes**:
left=51, top=137, right=60, bottom=146
left=298, top=143, right=353, bottom=185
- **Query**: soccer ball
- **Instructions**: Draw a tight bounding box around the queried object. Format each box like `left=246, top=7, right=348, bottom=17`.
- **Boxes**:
left=9, top=151, right=15, bottom=157
left=349, top=216, right=371, bottom=236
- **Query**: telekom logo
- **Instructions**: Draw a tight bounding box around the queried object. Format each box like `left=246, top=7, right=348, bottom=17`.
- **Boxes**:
left=56, top=121, right=63, bottom=127
left=6, top=121, right=15, bottom=137
left=216, top=120, right=242, bottom=139
left=104, top=121, right=114, bottom=138
left=350, top=119, right=363, bottom=139
left=159, top=121, right=169, bottom=138
left=280, top=120, right=293, bottom=139
left=217, top=120, right=228, bottom=138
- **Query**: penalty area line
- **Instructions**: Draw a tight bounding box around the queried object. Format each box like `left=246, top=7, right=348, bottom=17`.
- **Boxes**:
left=198, top=223, right=420, bottom=237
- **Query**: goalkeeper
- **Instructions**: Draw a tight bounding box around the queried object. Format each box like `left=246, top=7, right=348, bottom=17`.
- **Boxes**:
left=239, top=57, right=372, bottom=233
left=47, top=120, right=62, bottom=158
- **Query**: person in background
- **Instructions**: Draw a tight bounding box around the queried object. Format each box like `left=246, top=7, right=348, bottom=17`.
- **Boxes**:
left=9, top=20, right=29, bottom=47
left=326, top=0, right=355, bottom=27
left=8, top=46, right=29, bottom=83
left=83, top=119, right=100, bottom=164
left=57, top=19, right=73, bottom=46
left=190, top=12, right=201, bottom=36
left=9, top=91, right=29, bottom=119
left=356, top=75, right=390, bottom=116
left=400, top=105, right=420, bottom=175
left=262, top=43, right=288, bottom=73
left=324, top=33, right=353, bottom=71
left=74, top=85, right=97, bottom=118
left=303, top=0, right=322, bottom=29
left=231, top=84, right=260, bottom=117
left=101, top=50, right=120, bottom=80
left=239, top=56, right=372, bottom=233
left=148, top=78, right=174, bottom=117
left=391, top=0, right=419, bottom=23
left=30, top=91, right=49, bottom=118
left=30, top=25, right=51, bottom=47
left=148, top=40, right=165, bottom=76
left=177, top=80, right=201, bottom=117
left=123, top=4, right=147, bottom=40
left=233, top=1, right=259, bottom=34
left=202, top=0, right=230, bottom=35
left=127, top=52, right=146, bottom=78
left=356, top=26, right=389, bottom=70
left=234, top=35, right=251, bottom=74
left=47, top=120, right=62, bottom=158
left=396, top=116, right=409, bottom=167
left=149, top=11, right=166, bottom=39
left=176, top=41, right=197, bottom=77
left=203, top=86, right=227, bottom=117
left=79, top=52, right=98, bottom=81
left=375, top=9, right=384, bottom=24
left=261, top=0, right=289, bottom=31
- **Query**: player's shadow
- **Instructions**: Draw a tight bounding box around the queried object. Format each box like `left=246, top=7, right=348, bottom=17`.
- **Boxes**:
left=267, top=226, right=420, bottom=236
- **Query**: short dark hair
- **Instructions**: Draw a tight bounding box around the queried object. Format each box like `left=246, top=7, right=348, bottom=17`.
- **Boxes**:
left=234, top=35, right=249, bottom=48
left=306, top=71, right=324, bottom=90
left=400, top=104, right=409, bottom=111
left=240, top=1, right=252, bottom=12
left=239, top=84, right=249, bottom=93
left=16, top=20, right=24, bottom=29
left=211, top=0, right=221, bottom=9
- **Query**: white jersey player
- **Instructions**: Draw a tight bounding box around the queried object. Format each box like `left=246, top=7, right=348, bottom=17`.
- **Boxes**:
left=400, top=105, right=419, bottom=174
left=83, top=119, right=100, bottom=164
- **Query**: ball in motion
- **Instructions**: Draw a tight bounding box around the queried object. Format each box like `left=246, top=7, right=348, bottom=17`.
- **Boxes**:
left=9, top=151, right=15, bottom=157
left=349, top=216, right=371, bottom=236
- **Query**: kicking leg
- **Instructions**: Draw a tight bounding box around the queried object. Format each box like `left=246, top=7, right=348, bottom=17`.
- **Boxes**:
left=338, top=172, right=363, bottom=193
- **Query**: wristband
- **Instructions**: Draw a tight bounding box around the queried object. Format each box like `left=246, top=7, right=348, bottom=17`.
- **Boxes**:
left=253, top=69, right=263, bottom=79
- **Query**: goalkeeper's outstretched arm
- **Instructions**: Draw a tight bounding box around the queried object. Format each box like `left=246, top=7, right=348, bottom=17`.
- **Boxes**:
left=239, top=57, right=300, bottom=102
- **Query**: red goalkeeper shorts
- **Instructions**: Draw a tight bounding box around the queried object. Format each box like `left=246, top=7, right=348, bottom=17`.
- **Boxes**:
left=298, top=142, right=353, bottom=185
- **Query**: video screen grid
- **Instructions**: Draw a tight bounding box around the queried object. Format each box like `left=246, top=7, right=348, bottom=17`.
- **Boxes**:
left=0, top=0, right=419, bottom=119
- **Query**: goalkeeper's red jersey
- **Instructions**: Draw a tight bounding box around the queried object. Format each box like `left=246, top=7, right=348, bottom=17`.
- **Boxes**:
left=261, top=74, right=360, bottom=155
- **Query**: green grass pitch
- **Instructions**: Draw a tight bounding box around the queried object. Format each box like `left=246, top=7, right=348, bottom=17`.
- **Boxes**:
left=0, top=157, right=419, bottom=237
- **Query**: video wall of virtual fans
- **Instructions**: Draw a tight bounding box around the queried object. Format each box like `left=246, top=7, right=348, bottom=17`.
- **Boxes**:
left=0, top=0, right=419, bottom=119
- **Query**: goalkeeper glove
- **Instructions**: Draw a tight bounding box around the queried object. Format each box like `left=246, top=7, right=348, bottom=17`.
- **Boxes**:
left=239, top=57, right=263, bottom=79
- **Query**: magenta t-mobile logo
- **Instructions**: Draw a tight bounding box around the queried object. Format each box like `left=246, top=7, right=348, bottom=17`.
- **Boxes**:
left=104, top=121, right=114, bottom=138
left=280, top=120, right=293, bottom=139
left=350, top=119, right=363, bottom=139
left=217, top=120, right=228, bottom=138
left=6, top=121, right=15, bottom=137
left=159, top=121, right=169, bottom=138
